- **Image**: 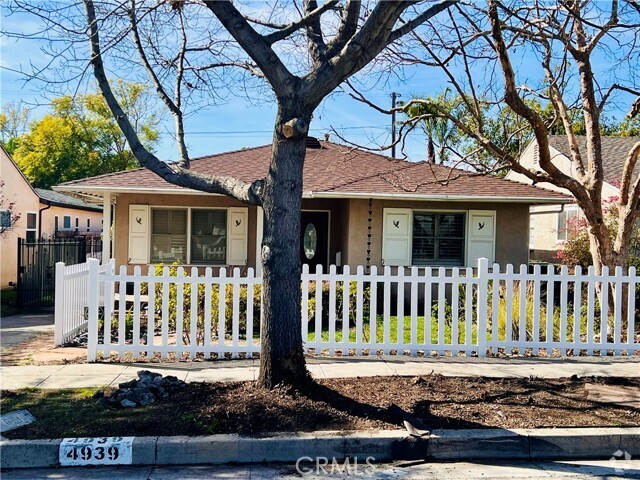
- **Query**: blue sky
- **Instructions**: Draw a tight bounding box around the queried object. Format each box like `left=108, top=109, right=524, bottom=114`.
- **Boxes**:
left=0, top=4, right=440, bottom=162
left=1, top=3, right=636, bottom=164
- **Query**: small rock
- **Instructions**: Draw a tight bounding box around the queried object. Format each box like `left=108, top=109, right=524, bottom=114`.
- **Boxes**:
left=93, top=390, right=104, bottom=399
left=138, top=370, right=162, bottom=381
left=118, top=379, right=138, bottom=389
left=139, top=393, right=156, bottom=406
left=121, top=399, right=137, bottom=408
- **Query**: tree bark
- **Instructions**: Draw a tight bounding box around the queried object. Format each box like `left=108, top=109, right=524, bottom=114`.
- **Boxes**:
left=257, top=103, right=311, bottom=389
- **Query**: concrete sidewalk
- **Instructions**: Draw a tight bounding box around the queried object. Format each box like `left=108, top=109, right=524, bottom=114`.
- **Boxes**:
left=0, top=356, right=638, bottom=390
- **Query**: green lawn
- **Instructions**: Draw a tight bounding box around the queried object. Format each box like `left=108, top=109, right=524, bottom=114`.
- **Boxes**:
left=307, top=315, right=477, bottom=346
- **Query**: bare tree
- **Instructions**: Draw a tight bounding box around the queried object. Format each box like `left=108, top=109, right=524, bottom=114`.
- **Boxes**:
left=390, top=0, right=640, bottom=275
left=9, top=0, right=457, bottom=388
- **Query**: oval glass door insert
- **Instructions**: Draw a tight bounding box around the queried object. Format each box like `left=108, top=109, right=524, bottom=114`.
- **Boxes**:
left=303, top=223, right=317, bottom=259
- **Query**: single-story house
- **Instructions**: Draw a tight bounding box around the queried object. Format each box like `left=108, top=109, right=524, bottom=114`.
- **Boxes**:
left=0, top=145, right=104, bottom=287
left=506, top=135, right=640, bottom=264
left=54, top=138, right=569, bottom=274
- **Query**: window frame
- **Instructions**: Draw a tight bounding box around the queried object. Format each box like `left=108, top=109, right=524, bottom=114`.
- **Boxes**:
left=557, top=206, right=578, bottom=242
left=411, top=210, right=467, bottom=266
left=25, top=211, right=38, bottom=242
left=149, top=206, right=230, bottom=265
left=0, top=209, right=14, bottom=232
left=63, top=215, right=71, bottom=230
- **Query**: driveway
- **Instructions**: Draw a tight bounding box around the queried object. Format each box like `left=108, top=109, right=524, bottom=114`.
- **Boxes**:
left=0, top=312, right=54, bottom=352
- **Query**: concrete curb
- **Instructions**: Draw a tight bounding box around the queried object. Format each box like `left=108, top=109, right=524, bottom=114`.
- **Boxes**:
left=1, top=427, right=639, bottom=469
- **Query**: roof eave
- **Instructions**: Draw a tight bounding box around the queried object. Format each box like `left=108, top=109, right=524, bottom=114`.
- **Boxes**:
left=54, top=184, right=570, bottom=204
left=307, top=191, right=571, bottom=204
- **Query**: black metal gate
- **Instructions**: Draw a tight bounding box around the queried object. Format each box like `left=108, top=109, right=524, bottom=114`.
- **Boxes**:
left=16, top=237, right=102, bottom=307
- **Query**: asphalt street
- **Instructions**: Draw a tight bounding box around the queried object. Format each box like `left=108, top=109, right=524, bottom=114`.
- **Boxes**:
left=2, top=459, right=640, bottom=479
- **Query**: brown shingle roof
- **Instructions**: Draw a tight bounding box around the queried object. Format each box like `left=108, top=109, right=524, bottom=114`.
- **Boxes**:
left=58, top=141, right=569, bottom=202
left=548, top=135, right=640, bottom=186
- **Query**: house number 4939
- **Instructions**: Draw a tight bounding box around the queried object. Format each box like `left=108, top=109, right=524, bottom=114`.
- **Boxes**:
left=59, top=437, right=134, bottom=466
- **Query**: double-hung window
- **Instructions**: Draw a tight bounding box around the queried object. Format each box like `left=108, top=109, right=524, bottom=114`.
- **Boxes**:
left=191, top=210, right=227, bottom=264
left=412, top=212, right=465, bottom=266
left=557, top=208, right=578, bottom=241
left=150, top=209, right=187, bottom=263
left=150, top=208, right=228, bottom=264
left=26, top=212, right=37, bottom=242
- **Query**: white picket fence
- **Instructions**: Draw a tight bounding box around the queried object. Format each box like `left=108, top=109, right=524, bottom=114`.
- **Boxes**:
left=54, top=258, right=639, bottom=360
left=54, top=259, right=113, bottom=346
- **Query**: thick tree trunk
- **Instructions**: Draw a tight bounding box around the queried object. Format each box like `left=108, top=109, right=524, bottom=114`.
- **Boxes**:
left=257, top=104, right=311, bottom=389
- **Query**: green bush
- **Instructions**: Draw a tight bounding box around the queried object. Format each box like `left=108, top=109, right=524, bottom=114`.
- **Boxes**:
left=149, top=263, right=261, bottom=344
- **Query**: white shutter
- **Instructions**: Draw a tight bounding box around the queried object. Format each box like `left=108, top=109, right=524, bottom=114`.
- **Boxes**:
left=467, top=210, right=496, bottom=266
left=382, top=208, right=412, bottom=266
left=227, top=207, right=248, bottom=265
left=128, top=204, right=149, bottom=264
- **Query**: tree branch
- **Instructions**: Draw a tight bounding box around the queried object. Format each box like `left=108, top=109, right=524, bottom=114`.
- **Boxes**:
left=263, top=0, right=338, bottom=45
left=203, top=0, right=296, bottom=99
left=84, top=0, right=263, bottom=205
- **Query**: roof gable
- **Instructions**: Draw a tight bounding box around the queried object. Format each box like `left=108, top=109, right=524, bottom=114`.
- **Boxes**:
left=547, top=135, right=639, bottom=186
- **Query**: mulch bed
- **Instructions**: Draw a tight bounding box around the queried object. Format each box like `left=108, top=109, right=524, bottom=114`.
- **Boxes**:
left=2, top=375, right=638, bottom=440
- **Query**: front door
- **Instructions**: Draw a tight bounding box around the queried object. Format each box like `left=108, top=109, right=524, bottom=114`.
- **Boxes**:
left=300, top=211, right=329, bottom=271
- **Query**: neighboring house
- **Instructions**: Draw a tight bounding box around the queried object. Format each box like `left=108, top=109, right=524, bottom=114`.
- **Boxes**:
left=54, top=138, right=568, bottom=274
left=0, top=146, right=103, bottom=287
left=506, top=135, right=640, bottom=264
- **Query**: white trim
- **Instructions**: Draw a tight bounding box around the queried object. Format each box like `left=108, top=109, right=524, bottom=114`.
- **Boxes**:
left=255, top=206, right=263, bottom=275
left=102, top=192, right=111, bottom=264
left=25, top=210, right=38, bottom=239
left=54, top=185, right=571, bottom=205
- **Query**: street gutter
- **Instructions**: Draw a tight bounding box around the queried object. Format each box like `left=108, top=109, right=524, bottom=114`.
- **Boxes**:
left=1, top=427, right=639, bottom=469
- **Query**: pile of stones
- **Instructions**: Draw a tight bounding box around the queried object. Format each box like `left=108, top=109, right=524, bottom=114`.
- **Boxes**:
left=94, top=370, right=186, bottom=408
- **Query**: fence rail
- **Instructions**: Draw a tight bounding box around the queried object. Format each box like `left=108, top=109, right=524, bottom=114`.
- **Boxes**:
left=55, top=258, right=639, bottom=360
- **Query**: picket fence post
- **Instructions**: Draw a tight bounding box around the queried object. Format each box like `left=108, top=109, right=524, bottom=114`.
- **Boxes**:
left=54, top=262, right=66, bottom=347
left=86, top=258, right=100, bottom=362
left=476, top=258, right=489, bottom=357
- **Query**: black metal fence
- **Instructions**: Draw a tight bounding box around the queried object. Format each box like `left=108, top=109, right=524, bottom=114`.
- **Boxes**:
left=16, top=237, right=103, bottom=307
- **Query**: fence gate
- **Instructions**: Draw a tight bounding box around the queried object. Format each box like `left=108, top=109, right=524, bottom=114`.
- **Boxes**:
left=17, top=237, right=102, bottom=307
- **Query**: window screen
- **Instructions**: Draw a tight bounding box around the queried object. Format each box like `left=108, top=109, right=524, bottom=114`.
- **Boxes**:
left=191, top=209, right=227, bottom=264
left=150, top=209, right=187, bottom=263
left=413, top=212, right=465, bottom=265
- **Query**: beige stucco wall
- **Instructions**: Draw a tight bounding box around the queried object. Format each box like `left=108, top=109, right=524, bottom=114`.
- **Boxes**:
left=345, top=198, right=531, bottom=268
left=111, top=192, right=530, bottom=272
left=1, top=150, right=40, bottom=287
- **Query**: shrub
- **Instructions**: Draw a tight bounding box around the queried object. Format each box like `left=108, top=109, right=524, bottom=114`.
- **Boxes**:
left=150, top=263, right=261, bottom=344
left=557, top=196, right=640, bottom=270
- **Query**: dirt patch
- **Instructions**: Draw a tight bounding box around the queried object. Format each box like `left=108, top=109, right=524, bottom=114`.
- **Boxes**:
left=2, top=375, right=638, bottom=440
left=0, top=331, right=85, bottom=366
